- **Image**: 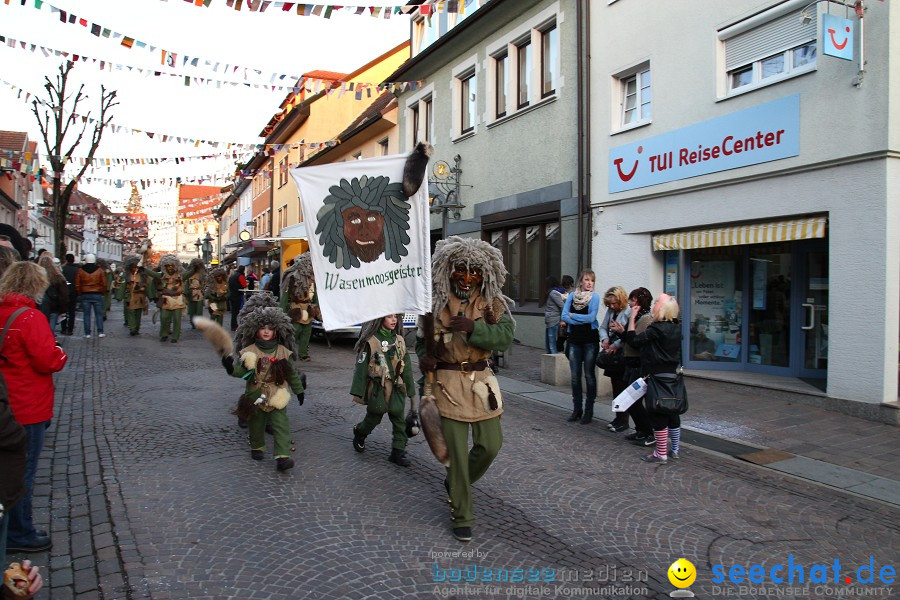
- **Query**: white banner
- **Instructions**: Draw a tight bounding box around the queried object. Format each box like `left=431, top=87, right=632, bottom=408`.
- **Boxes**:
left=290, top=154, right=431, bottom=330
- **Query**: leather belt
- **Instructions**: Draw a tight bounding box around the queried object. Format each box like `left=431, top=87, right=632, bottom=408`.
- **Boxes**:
left=436, top=360, right=489, bottom=373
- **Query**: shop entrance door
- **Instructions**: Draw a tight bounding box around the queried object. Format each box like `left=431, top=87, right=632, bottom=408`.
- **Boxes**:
left=795, top=243, right=828, bottom=379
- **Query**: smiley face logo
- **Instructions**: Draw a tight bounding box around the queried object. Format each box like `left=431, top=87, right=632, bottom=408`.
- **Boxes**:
left=613, top=146, right=643, bottom=182
left=828, top=25, right=851, bottom=50
left=668, top=559, right=696, bottom=588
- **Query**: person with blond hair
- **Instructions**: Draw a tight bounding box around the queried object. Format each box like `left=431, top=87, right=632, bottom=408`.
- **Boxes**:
left=560, top=270, right=601, bottom=424
left=37, top=255, right=69, bottom=336
left=619, top=293, right=683, bottom=464
left=599, top=286, right=632, bottom=432
left=0, top=261, right=68, bottom=552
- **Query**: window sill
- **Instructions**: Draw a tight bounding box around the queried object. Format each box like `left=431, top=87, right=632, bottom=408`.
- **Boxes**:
left=611, top=119, right=652, bottom=136
left=451, top=130, right=476, bottom=144
left=486, top=94, right=558, bottom=130
left=717, top=65, right=816, bottom=102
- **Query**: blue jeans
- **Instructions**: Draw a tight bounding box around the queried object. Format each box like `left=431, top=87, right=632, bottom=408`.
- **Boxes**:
left=7, top=421, right=48, bottom=546
left=47, top=312, right=59, bottom=334
left=545, top=325, right=559, bottom=354
left=567, top=341, right=598, bottom=407
left=81, top=293, right=104, bottom=335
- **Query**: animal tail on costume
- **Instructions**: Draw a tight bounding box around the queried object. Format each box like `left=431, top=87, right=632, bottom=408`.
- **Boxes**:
left=402, top=141, right=433, bottom=197
left=231, top=393, right=257, bottom=422
left=151, top=309, right=159, bottom=324
left=420, top=392, right=449, bottom=467
left=193, top=315, right=234, bottom=357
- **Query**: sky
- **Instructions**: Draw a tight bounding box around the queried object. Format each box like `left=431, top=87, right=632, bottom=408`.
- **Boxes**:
left=0, top=0, right=411, bottom=214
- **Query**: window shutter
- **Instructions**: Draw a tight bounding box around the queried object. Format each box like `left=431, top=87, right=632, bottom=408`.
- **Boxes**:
left=725, top=9, right=815, bottom=71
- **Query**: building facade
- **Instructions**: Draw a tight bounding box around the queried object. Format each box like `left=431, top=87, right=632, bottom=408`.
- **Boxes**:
left=390, top=0, right=586, bottom=348
left=590, top=0, right=898, bottom=413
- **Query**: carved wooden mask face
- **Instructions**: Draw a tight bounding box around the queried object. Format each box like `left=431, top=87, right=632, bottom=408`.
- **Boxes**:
left=450, top=262, right=483, bottom=300
left=342, top=206, right=385, bottom=263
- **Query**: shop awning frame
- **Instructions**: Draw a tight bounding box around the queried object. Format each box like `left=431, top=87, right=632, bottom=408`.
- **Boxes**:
left=652, top=215, right=827, bottom=251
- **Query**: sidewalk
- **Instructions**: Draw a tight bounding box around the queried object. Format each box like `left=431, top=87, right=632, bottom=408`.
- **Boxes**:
left=489, top=342, right=900, bottom=507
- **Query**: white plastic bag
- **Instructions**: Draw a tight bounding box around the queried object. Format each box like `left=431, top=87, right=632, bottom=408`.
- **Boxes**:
left=611, top=377, right=647, bottom=413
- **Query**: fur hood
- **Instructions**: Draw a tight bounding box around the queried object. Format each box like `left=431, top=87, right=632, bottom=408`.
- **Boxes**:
left=232, top=306, right=297, bottom=359
left=283, top=252, right=314, bottom=298
left=157, top=254, right=183, bottom=274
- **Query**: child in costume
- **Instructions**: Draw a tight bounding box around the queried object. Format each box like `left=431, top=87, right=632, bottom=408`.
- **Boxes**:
left=351, top=314, right=416, bottom=467
left=221, top=306, right=305, bottom=472
left=279, top=252, right=318, bottom=362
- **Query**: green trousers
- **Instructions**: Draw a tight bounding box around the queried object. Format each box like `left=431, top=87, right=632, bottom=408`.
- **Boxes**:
left=292, top=322, right=312, bottom=359
left=442, top=416, right=503, bottom=529
left=356, top=391, right=408, bottom=450
left=210, top=313, right=224, bottom=326
left=125, top=308, right=143, bottom=333
left=186, top=300, right=204, bottom=324
left=249, top=407, right=291, bottom=458
left=160, top=308, right=182, bottom=340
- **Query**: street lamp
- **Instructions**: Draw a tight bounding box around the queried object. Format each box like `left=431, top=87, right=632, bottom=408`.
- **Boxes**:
left=201, top=232, right=213, bottom=264
left=428, top=154, right=468, bottom=239
left=194, top=238, right=202, bottom=258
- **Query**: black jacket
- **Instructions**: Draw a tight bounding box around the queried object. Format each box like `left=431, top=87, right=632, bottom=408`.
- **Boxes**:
left=0, top=372, right=26, bottom=512
left=624, top=320, right=682, bottom=374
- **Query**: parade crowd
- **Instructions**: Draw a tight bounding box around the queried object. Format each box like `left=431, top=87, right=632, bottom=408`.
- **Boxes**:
left=0, top=220, right=686, bottom=598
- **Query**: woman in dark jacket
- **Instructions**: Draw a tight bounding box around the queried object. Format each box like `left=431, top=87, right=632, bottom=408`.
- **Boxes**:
left=37, top=255, right=68, bottom=335
left=616, top=288, right=654, bottom=445
left=617, top=293, right=683, bottom=464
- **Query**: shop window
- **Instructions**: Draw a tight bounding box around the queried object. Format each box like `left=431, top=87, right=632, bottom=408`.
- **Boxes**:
left=488, top=220, right=561, bottom=306
left=689, top=249, right=743, bottom=363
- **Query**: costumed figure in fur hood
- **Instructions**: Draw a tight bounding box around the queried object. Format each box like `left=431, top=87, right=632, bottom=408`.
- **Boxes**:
left=144, top=254, right=186, bottom=343
left=416, top=236, right=515, bottom=543
left=203, top=267, right=228, bottom=326
left=95, top=258, right=113, bottom=319
left=219, top=305, right=306, bottom=472
left=279, top=251, right=318, bottom=362
left=350, top=314, right=419, bottom=467
left=115, top=255, right=150, bottom=336
left=183, top=258, right=208, bottom=328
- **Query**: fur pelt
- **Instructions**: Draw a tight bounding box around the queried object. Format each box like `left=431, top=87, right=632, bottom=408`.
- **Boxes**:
left=431, top=236, right=514, bottom=322
left=204, top=268, right=227, bottom=297
left=192, top=316, right=233, bottom=357
left=232, top=306, right=297, bottom=359
left=237, top=291, right=278, bottom=318
left=123, top=254, right=141, bottom=269
left=157, top=253, right=182, bottom=274
left=419, top=393, right=449, bottom=467
left=283, top=252, right=314, bottom=299
left=402, top=141, right=433, bottom=197
left=354, top=315, right=405, bottom=354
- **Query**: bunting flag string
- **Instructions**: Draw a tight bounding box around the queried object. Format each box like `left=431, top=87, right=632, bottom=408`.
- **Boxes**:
left=169, top=0, right=465, bottom=17
left=1, top=78, right=345, bottom=152
left=3, top=3, right=423, bottom=94
left=0, top=32, right=423, bottom=96
left=1, top=147, right=256, bottom=168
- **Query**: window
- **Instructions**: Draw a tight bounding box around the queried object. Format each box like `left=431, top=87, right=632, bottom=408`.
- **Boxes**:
left=621, top=68, right=651, bottom=126
left=424, top=97, right=433, bottom=143
left=410, top=104, right=420, bottom=144
left=405, top=85, right=435, bottom=148
left=486, top=220, right=561, bottom=305
left=540, top=24, right=558, bottom=98
left=516, top=40, right=532, bottom=109
left=486, top=8, right=559, bottom=124
left=719, top=5, right=816, bottom=96
left=378, top=138, right=389, bottom=156
left=495, top=51, right=508, bottom=118
left=460, top=71, right=476, bottom=134
left=278, top=157, right=288, bottom=188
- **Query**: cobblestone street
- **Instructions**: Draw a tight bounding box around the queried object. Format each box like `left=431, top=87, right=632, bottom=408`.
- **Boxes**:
left=13, top=307, right=899, bottom=599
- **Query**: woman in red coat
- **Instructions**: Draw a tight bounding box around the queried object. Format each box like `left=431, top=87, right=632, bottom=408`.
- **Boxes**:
left=0, top=261, right=68, bottom=553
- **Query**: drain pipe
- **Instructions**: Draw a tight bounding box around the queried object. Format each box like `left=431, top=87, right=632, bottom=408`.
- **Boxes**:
left=584, top=0, right=591, bottom=270
left=576, top=0, right=585, bottom=274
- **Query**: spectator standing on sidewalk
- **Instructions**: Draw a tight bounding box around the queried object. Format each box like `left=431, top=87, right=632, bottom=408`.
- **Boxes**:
left=228, top=265, right=247, bottom=331
left=351, top=314, right=416, bottom=467
left=543, top=276, right=566, bottom=354
left=599, top=286, right=631, bottom=432
left=560, top=271, right=601, bottom=424
left=75, top=254, right=106, bottom=338
left=0, top=261, right=68, bottom=553
left=0, top=246, right=19, bottom=276
left=37, top=255, right=68, bottom=336
left=60, top=253, right=79, bottom=336
left=615, top=288, right=654, bottom=446
left=267, top=260, right=281, bottom=300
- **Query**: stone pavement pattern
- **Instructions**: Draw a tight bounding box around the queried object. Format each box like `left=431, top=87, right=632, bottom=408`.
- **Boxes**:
left=10, top=307, right=900, bottom=599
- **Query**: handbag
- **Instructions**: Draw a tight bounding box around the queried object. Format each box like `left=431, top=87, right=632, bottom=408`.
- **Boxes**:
left=645, top=371, right=688, bottom=415
left=595, top=346, right=624, bottom=371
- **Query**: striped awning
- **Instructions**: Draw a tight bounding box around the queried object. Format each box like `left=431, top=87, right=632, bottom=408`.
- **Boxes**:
left=652, top=216, right=827, bottom=251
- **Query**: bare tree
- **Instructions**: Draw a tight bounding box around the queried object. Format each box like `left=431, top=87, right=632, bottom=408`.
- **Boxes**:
left=32, top=61, right=118, bottom=258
